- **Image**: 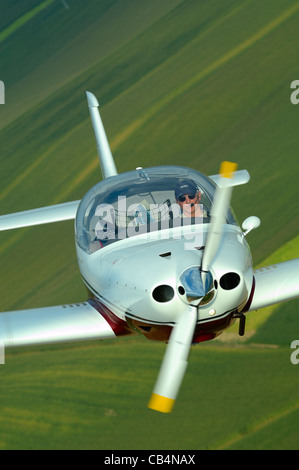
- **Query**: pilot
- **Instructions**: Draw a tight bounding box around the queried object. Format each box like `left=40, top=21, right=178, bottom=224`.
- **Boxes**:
left=174, top=179, right=206, bottom=218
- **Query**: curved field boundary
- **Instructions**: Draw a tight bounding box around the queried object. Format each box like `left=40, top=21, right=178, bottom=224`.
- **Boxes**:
left=0, top=0, right=54, bottom=43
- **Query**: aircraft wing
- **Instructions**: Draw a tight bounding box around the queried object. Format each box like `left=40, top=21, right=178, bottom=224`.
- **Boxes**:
left=0, top=300, right=132, bottom=348
left=248, top=258, right=299, bottom=311
left=0, top=201, right=80, bottom=232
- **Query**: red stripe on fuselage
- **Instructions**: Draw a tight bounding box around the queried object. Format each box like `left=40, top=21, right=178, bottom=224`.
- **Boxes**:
left=241, top=276, right=256, bottom=313
left=88, top=298, right=136, bottom=337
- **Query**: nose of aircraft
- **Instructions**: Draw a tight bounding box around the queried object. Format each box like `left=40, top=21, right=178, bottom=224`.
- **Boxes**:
left=105, top=237, right=206, bottom=323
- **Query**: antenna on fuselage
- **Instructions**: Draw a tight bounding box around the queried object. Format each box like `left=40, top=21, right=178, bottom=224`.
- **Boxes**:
left=86, top=91, right=118, bottom=179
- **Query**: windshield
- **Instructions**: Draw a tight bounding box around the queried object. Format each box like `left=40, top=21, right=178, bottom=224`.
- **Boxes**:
left=75, top=165, right=236, bottom=254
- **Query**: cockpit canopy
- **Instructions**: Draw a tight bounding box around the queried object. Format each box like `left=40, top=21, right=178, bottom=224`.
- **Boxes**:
left=75, top=165, right=237, bottom=254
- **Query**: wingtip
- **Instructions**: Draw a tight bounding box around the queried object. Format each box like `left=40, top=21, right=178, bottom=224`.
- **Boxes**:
left=86, top=91, right=99, bottom=107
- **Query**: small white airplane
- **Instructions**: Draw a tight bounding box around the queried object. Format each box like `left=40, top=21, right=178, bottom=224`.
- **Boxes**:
left=0, top=92, right=298, bottom=413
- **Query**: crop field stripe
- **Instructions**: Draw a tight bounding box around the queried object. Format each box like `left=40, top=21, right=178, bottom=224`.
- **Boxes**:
left=134, top=1, right=299, bottom=128
left=1, top=2, right=298, bottom=209
left=0, top=120, right=87, bottom=205
left=256, top=233, right=299, bottom=268
left=52, top=1, right=299, bottom=201
left=0, top=0, right=55, bottom=43
left=216, top=400, right=299, bottom=449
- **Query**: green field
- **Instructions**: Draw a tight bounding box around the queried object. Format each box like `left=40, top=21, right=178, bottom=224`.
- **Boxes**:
left=1, top=339, right=299, bottom=450
left=0, top=0, right=298, bottom=450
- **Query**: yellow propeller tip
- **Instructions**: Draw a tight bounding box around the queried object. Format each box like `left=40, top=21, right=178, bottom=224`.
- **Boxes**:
left=148, top=393, right=175, bottom=413
left=220, top=161, right=238, bottom=179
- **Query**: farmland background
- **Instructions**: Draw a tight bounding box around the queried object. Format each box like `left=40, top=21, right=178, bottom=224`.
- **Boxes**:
left=0, top=0, right=298, bottom=450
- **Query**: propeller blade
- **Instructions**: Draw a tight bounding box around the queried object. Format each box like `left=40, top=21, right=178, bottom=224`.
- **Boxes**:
left=148, top=305, right=197, bottom=413
left=201, top=161, right=238, bottom=273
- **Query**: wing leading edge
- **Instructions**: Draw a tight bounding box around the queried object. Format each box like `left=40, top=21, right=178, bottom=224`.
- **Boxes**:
left=0, top=200, right=80, bottom=232
left=0, top=300, right=133, bottom=348
left=248, top=258, right=299, bottom=312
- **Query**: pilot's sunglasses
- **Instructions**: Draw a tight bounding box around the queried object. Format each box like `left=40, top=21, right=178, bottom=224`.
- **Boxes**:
left=178, top=194, right=197, bottom=202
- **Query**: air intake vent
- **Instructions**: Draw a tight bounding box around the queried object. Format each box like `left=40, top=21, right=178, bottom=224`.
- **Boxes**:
left=159, top=252, right=171, bottom=258
left=152, top=285, right=174, bottom=303
left=220, top=272, right=240, bottom=290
